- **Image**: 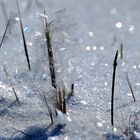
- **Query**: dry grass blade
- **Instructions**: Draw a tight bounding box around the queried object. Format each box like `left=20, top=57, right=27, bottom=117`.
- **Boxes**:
left=111, top=50, right=118, bottom=126
left=56, top=89, right=63, bottom=112
left=16, top=0, right=31, bottom=70
left=62, top=89, right=67, bottom=114
left=71, top=83, right=74, bottom=96
left=3, top=66, right=19, bottom=101
left=55, top=89, right=67, bottom=114
left=120, top=43, right=123, bottom=59
left=0, top=12, right=12, bottom=48
left=10, top=128, right=32, bottom=140
left=44, top=12, right=56, bottom=89
left=12, top=87, right=19, bottom=101
left=125, top=72, right=136, bottom=102
left=43, top=94, right=54, bottom=124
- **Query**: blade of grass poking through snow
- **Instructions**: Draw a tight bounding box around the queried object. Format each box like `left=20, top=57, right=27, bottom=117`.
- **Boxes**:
left=44, top=11, right=57, bottom=89
left=111, top=50, right=118, bottom=126
left=0, top=12, right=12, bottom=48
left=43, top=94, right=54, bottom=124
left=71, top=83, right=74, bottom=96
left=58, top=89, right=63, bottom=111
left=12, top=87, right=19, bottom=101
left=16, top=0, right=31, bottom=70
left=125, top=72, right=136, bottom=102
left=120, top=43, right=123, bottom=59
left=62, top=89, right=67, bottom=114
left=3, top=66, right=19, bottom=101
left=11, top=128, right=32, bottom=139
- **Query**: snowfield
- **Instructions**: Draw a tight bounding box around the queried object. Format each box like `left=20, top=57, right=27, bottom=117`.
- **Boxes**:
left=0, top=0, right=140, bottom=139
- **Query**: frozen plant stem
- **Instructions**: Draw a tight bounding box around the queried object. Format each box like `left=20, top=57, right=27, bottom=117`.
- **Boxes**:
left=125, top=73, right=136, bottom=102
left=16, top=0, right=31, bottom=70
left=0, top=12, right=12, bottom=48
left=3, top=66, right=19, bottom=101
left=71, top=83, right=74, bottom=96
left=11, top=128, right=32, bottom=139
left=12, top=87, right=19, bottom=102
left=44, top=11, right=57, bottom=89
left=111, top=50, right=118, bottom=126
left=120, top=43, right=123, bottom=59
left=62, top=90, right=66, bottom=114
left=43, top=94, right=54, bottom=124
left=56, top=89, right=67, bottom=114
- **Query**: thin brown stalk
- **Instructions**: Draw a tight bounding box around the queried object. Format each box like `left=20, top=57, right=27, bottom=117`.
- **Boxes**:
left=55, top=88, right=67, bottom=114
left=62, top=89, right=66, bottom=114
left=71, top=83, right=74, bottom=96
left=55, top=93, right=62, bottom=111
left=43, top=94, right=54, bottom=124
left=58, top=89, right=63, bottom=111
left=16, top=0, right=31, bottom=70
left=44, top=11, right=56, bottom=89
left=3, top=66, right=19, bottom=101
left=11, top=128, right=32, bottom=139
left=12, top=87, right=19, bottom=101
left=120, top=43, right=123, bottom=59
left=0, top=12, right=12, bottom=48
left=125, top=72, right=136, bottom=102
left=111, top=50, right=118, bottom=126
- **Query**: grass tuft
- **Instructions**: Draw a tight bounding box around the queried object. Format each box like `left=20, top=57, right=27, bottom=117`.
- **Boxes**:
left=16, top=0, right=31, bottom=70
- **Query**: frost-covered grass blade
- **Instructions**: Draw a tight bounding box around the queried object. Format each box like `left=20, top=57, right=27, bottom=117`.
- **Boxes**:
left=0, top=12, right=12, bottom=48
left=44, top=13, right=56, bottom=89
left=16, top=0, right=31, bottom=70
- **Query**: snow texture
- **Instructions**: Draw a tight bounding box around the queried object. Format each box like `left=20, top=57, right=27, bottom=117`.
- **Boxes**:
left=0, top=0, right=140, bottom=140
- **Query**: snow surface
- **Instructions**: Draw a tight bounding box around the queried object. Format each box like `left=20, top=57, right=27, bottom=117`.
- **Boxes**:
left=1, top=0, right=140, bottom=139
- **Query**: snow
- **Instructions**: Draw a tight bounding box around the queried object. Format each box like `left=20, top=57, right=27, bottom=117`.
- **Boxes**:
left=0, top=0, right=140, bottom=140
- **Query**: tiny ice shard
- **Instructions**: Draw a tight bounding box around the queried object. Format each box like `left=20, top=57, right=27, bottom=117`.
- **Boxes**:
left=115, top=22, right=122, bottom=29
left=100, top=46, right=104, bottom=51
left=15, top=17, right=20, bottom=21
left=91, top=62, right=95, bottom=66
left=133, top=65, right=137, bottom=69
left=136, top=83, right=140, bottom=86
left=48, top=136, right=59, bottom=140
left=80, top=100, right=87, bottom=105
left=104, top=82, right=108, bottom=86
left=134, top=131, right=140, bottom=139
left=24, top=27, right=30, bottom=32
left=88, top=31, right=94, bottom=37
left=92, top=46, right=97, bottom=51
left=35, top=31, right=42, bottom=36
left=127, top=92, right=132, bottom=96
left=129, top=25, right=135, bottom=33
left=97, top=122, right=103, bottom=127
left=86, top=46, right=91, bottom=51
left=113, top=127, right=117, bottom=132
left=59, top=47, right=66, bottom=51
left=36, top=12, right=48, bottom=19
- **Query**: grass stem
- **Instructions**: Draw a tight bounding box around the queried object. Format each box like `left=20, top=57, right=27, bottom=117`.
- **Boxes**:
left=111, top=50, right=118, bottom=126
